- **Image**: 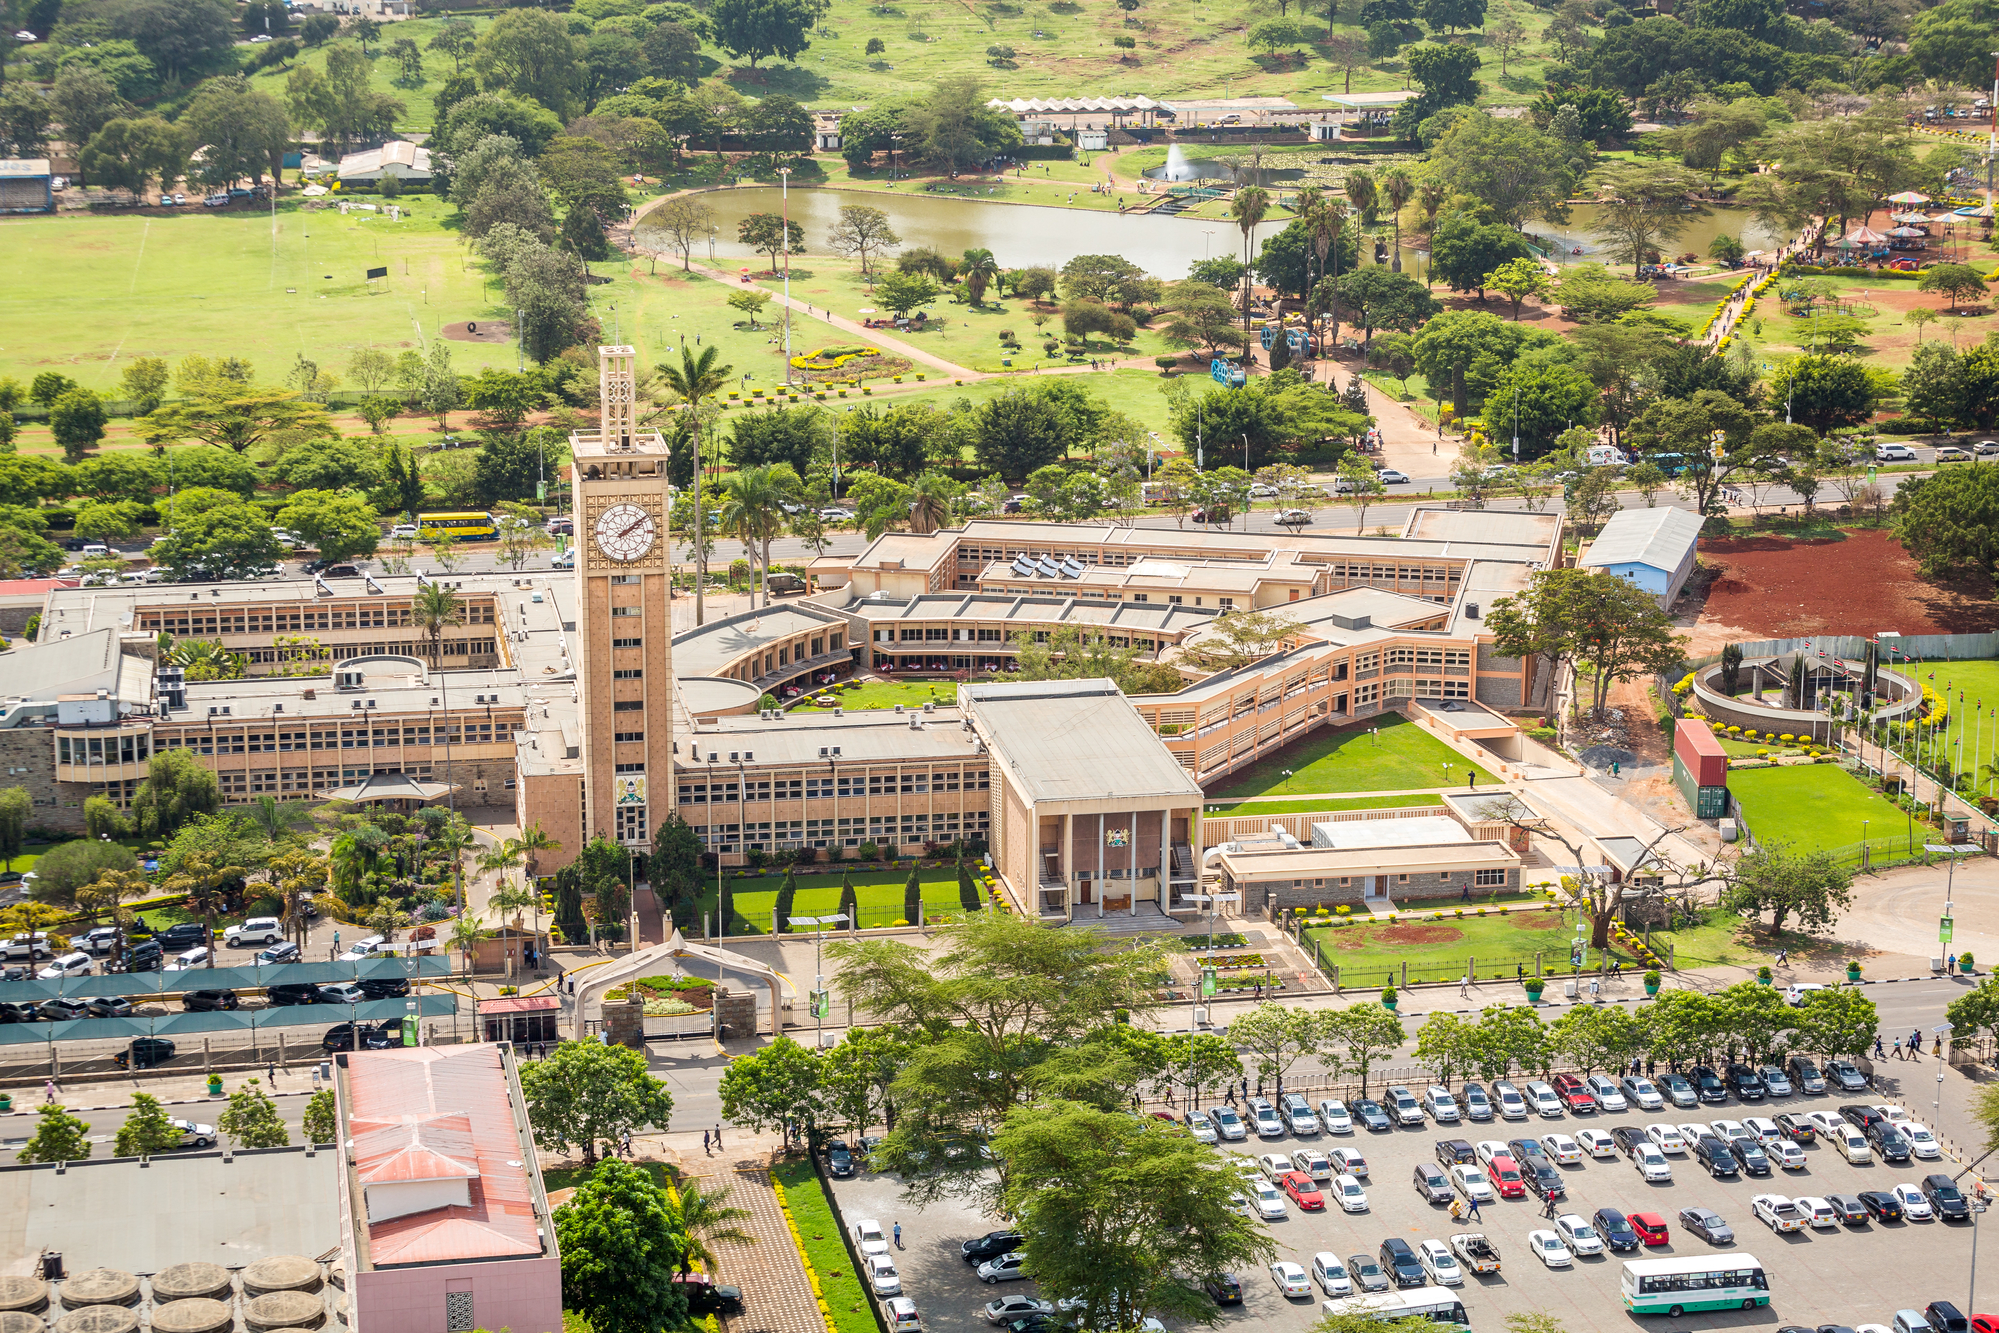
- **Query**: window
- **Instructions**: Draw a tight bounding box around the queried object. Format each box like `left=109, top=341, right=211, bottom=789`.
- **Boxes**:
left=613, top=700, right=644, bottom=712
left=615, top=762, right=645, bottom=774
left=806, top=777, right=833, bottom=798
left=615, top=804, right=647, bottom=845
left=609, top=574, right=640, bottom=585
left=1475, top=868, right=1508, bottom=887
left=684, top=784, right=708, bottom=804
left=612, top=637, right=643, bottom=649
left=613, top=668, right=643, bottom=679
left=611, top=606, right=641, bottom=617
left=614, top=731, right=644, bottom=743
left=445, top=1293, right=475, bottom=1333
left=1219, top=597, right=1234, bottom=608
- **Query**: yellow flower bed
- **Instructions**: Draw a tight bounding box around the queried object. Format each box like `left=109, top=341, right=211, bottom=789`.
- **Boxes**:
left=790, top=346, right=882, bottom=372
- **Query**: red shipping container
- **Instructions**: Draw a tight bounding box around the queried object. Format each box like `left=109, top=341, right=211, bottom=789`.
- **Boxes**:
left=1674, top=719, right=1727, bottom=788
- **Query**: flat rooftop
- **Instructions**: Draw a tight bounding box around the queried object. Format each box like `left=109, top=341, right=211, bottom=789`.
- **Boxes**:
left=0, top=1147, right=340, bottom=1276
left=680, top=707, right=979, bottom=768
left=839, top=590, right=1216, bottom=634
left=1311, top=815, right=1471, bottom=849
left=1212, top=840, right=1519, bottom=878
left=671, top=603, right=850, bottom=677
left=962, top=678, right=1202, bottom=806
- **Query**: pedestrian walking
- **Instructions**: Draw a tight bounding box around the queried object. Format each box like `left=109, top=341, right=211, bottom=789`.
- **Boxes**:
left=1893, top=1038, right=1903, bottom=1059
left=1934, top=1035, right=1944, bottom=1056
left=1256, top=1079, right=1265, bottom=1099
left=1468, top=1198, right=1482, bottom=1222
left=1912, top=1027, right=1923, bottom=1051
left=894, top=1223, right=903, bottom=1249
left=1542, top=1196, right=1558, bottom=1220
left=703, top=1129, right=712, bottom=1155
left=714, top=1124, right=724, bottom=1148
left=1950, top=956, right=1958, bottom=976
left=1226, top=1085, right=1237, bottom=1107
left=43, top=1078, right=57, bottom=1104
left=268, top=1061, right=277, bottom=1084
left=1874, top=1034, right=1886, bottom=1058
left=1459, top=975, right=1470, bottom=998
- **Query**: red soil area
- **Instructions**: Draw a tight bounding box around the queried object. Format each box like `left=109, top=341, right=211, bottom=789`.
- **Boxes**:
left=1699, top=528, right=1999, bottom=637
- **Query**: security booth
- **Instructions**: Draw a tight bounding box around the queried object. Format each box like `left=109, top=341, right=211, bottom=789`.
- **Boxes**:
left=479, top=994, right=559, bottom=1045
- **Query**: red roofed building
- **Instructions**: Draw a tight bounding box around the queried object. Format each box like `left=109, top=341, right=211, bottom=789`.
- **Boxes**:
left=333, top=1044, right=562, bottom=1333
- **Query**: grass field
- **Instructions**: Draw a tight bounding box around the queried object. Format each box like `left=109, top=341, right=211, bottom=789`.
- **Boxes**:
left=703, top=867, right=978, bottom=934
left=791, top=679, right=958, bottom=710
left=245, top=19, right=492, bottom=136
left=1207, top=714, right=1498, bottom=800
left=773, top=1157, right=875, bottom=1333
left=1201, top=793, right=1445, bottom=815
left=1728, top=763, right=1920, bottom=858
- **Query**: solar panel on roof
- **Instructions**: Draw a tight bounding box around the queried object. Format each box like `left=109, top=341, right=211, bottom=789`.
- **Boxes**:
left=1011, top=556, right=1036, bottom=576
left=1060, top=559, right=1086, bottom=578
left=1037, top=558, right=1060, bottom=577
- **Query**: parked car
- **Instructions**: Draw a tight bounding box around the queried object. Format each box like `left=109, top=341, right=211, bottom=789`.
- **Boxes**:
left=1658, top=1071, right=1700, bottom=1108
left=318, top=982, right=366, bottom=1005
left=1344, top=1254, right=1389, bottom=1293
left=37, top=997, right=89, bottom=1021
left=1197, top=1276, right=1240, bottom=1308
left=37, top=951, right=92, bottom=980
left=1759, top=1065, right=1793, bottom=1097
left=1621, top=1075, right=1665, bottom=1110
left=1280, top=1093, right=1318, bottom=1134
left=1678, top=1206, right=1735, bottom=1245
left=225, top=917, right=284, bottom=947
left=827, top=1141, right=855, bottom=1177
left=87, top=995, right=134, bottom=1018
left=1491, top=1080, right=1529, bottom=1119
left=1584, top=1074, right=1628, bottom=1111
left=78, top=926, right=122, bottom=956
left=1774, top=1112, right=1818, bottom=1143
left=1378, top=1238, right=1426, bottom=1288
left=961, top=1231, right=1024, bottom=1263
left=1923, top=1174, right=1971, bottom=1221
left=322, top=1022, right=400, bottom=1052
left=1858, top=1189, right=1904, bottom=1222
left=1629, top=1212, right=1670, bottom=1245
left=1690, top=1065, right=1729, bottom=1103
left=1752, top=1194, right=1807, bottom=1232
left=1424, top=1086, right=1461, bottom=1123
left=1549, top=1074, right=1597, bottom=1113
left=1876, top=443, right=1917, bottom=461
left=1825, top=1194, right=1870, bottom=1225
left=1456, top=1083, right=1494, bottom=1121
left=1413, top=1162, right=1455, bottom=1205
left=1527, top=1230, right=1572, bottom=1268
left=266, top=982, right=320, bottom=1006
left=1577, top=1128, right=1620, bottom=1159
left=115, top=1037, right=176, bottom=1069
left=255, top=941, right=301, bottom=966
left=182, top=989, right=239, bottom=1012
left=1317, top=1100, right=1353, bottom=1134
left=1826, top=1060, right=1869, bottom=1091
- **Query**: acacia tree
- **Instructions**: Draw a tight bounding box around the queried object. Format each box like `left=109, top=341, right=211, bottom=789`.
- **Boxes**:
left=1227, top=1004, right=1327, bottom=1088
left=17, top=1105, right=92, bottom=1162
left=519, top=1039, right=675, bottom=1163
left=1413, top=1011, right=1476, bottom=1087
left=1719, top=842, right=1854, bottom=934
left=1485, top=566, right=1688, bottom=718
left=1320, top=1002, right=1406, bottom=1095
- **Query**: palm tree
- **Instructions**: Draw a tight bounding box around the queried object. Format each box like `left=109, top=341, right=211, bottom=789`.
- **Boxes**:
left=668, top=1180, right=756, bottom=1274
left=907, top=473, right=954, bottom=535
left=655, top=345, right=735, bottom=627
left=1230, top=185, right=1271, bottom=358
left=720, top=465, right=800, bottom=608
left=410, top=582, right=463, bottom=672
left=1298, top=189, right=1346, bottom=356
left=512, top=822, right=560, bottom=935
left=1379, top=169, right=1414, bottom=273
left=162, top=849, right=246, bottom=967
left=1344, top=170, right=1378, bottom=227
left=449, top=910, right=488, bottom=974
left=248, top=794, right=312, bottom=844
left=961, top=248, right=1000, bottom=305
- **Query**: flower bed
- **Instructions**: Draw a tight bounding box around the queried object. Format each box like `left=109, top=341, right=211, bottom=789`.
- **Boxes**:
left=1209, top=952, right=1269, bottom=970
left=773, top=1158, right=873, bottom=1333
left=790, top=345, right=881, bottom=373
left=1184, top=932, right=1250, bottom=952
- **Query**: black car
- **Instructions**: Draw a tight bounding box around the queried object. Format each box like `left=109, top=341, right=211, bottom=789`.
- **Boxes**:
left=1824, top=1194, right=1870, bottom=1225
left=1434, top=1139, right=1477, bottom=1166
left=1869, top=1123, right=1912, bottom=1162
left=1727, top=1064, right=1766, bottom=1100
left=677, top=1281, right=743, bottom=1316
left=86, top=995, right=134, bottom=1018
left=1202, top=1274, right=1243, bottom=1305
left=266, top=983, right=320, bottom=1006
left=1523, top=1164, right=1566, bottom=1202
left=1679, top=1206, right=1735, bottom=1245
left=1353, top=1099, right=1392, bottom=1132
left=123, top=940, right=163, bottom=972
left=962, top=1230, right=1024, bottom=1263
left=1413, top=1163, right=1455, bottom=1204
left=183, top=989, right=240, bottom=1012
left=153, top=922, right=208, bottom=950
left=1690, top=1065, right=1728, bottom=1103
left=1818, top=1324, right=1860, bottom=1333
left=1923, top=1174, right=1971, bottom=1221
left=37, top=997, right=89, bottom=1021
left=321, top=563, right=360, bottom=578
left=322, top=1022, right=401, bottom=1052
left=827, top=1141, right=855, bottom=1177
left=1611, top=1126, right=1650, bottom=1153
left=1858, top=1189, right=1904, bottom=1222
left=1729, top=1139, right=1772, bottom=1176
left=1693, top=1136, right=1740, bottom=1178
left=1378, top=1238, right=1426, bottom=1289
left=115, top=1036, right=176, bottom=1069
left=358, top=976, right=411, bottom=1000
left=1594, top=1207, right=1641, bottom=1252
left=1842, top=1104, right=1887, bottom=1133
left=1774, top=1112, right=1817, bottom=1144
left=1926, top=1302, right=1970, bottom=1333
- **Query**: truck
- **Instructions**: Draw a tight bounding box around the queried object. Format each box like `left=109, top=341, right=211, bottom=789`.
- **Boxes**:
left=1449, top=1233, right=1501, bottom=1275
left=765, top=572, right=808, bottom=596
left=1584, top=445, right=1630, bottom=468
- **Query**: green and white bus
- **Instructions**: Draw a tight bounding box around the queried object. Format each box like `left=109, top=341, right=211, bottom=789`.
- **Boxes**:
left=1621, top=1255, right=1769, bottom=1316
left=1323, top=1289, right=1471, bottom=1332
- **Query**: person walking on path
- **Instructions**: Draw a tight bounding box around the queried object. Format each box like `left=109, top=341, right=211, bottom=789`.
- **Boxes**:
left=1468, top=1198, right=1482, bottom=1223
left=1893, top=1038, right=1903, bottom=1059
left=894, top=1223, right=903, bottom=1249
left=1460, top=975, right=1470, bottom=998
left=1875, top=1034, right=1886, bottom=1058
left=714, top=1124, right=724, bottom=1148
left=43, top=1078, right=57, bottom=1104
left=703, top=1129, right=712, bottom=1155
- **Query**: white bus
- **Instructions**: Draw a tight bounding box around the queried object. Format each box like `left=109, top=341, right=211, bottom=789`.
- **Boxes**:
left=1621, top=1255, right=1769, bottom=1316
left=1323, top=1289, right=1471, bottom=1332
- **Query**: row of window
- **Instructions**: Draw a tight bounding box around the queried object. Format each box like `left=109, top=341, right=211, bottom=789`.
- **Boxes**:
left=154, top=721, right=512, bottom=753
left=1325, top=563, right=1456, bottom=583
left=57, top=733, right=152, bottom=764
left=1385, top=647, right=1473, bottom=669
left=138, top=602, right=499, bottom=636
left=1383, top=677, right=1471, bottom=699
left=682, top=771, right=991, bottom=803
left=693, top=810, right=991, bottom=851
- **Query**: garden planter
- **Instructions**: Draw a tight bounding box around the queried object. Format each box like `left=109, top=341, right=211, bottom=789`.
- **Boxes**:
left=1644, top=981, right=1660, bottom=997
left=1846, top=964, right=1863, bottom=981
left=0, top=1093, right=12, bottom=1113
left=206, top=1075, right=224, bottom=1096
left=1523, top=984, right=1545, bottom=1004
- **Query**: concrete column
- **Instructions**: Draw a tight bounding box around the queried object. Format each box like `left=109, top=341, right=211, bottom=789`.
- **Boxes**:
left=1130, top=809, right=1139, bottom=914
left=1097, top=813, right=1105, bottom=918
left=1160, top=806, right=1172, bottom=910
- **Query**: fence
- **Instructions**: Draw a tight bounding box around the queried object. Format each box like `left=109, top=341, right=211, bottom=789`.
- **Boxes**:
left=711, top=900, right=982, bottom=937
left=1687, top=632, right=1999, bottom=670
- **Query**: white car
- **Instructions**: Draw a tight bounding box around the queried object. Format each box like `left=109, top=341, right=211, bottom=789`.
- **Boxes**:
left=1646, top=1124, right=1688, bottom=1154
left=1418, top=1239, right=1464, bottom=1287
left=1249, top=1098, right=1286, bottom=1137
left=339, top=935, right=387, bottom=961
left=1835, top=1128, right=1873, bottom=1164
left=1317, top=1100, right=1354, bottom=1134
left=1576, top=1128, right=1620, bottom=1159
left=1541, top=1133, right=1583, bottom=1164
left=1425, top=1086, right=1462, bottom=1122
left=169, top=1118, right=216, bottom=1149
left=1584, top=1074, right=1628, bottom=1112
left=1876, top=442, right=1917, bottom=461
left=37, top=951, right=92, bottom=980
left=1711, top=1119, right=1754, bottom=1147
left=225, top=916, right=283, bottom=947
left=1767, top=1139, right=1807, bottom=1170
left=1525, top=1081, right=1565, bottom=1117
left=1794, top=1196, right=1840, bottom=1229
left=1632, top=1145, right=1673, bottom=1181
left=1378, top=469, right=1411, bottom=484
left=1332, top=1173, right=1369, bottom=1212
left=1331, top=1146, right=1368, bottom=1178
left=1185, top=1110, right=1218, bottom=1144
left=984, top=1296, right=1054, bottom=1324
left=1491, top=1080, right=1529, bottom=1120
left=1210, top=1106, right=1248, bottom=1141
left=1474, top=1140, right=1512, bottom=1170
left=1678, top=1122, right=1716, bottom=1144
left=853, top=1219, right=890, bottom=1257
left=1271, top=1261, right=1312, bottom=1297
left=1250, top=1181, right=1287, bottom=1219
left=1878, top=1104, right=1915, bottom=1125
left=1527, top=1229, right=1573, bottom=1268
left=388, top=523, right=420, bottom=539
left=1805, top=1110, right=1847, bottom=1137
left=867, top=1255, right=902, bottom=1296
left=1901, top=1122, right=1943, bottom=1159
left=1227, top=1153, right=1264, bottom=1183
left=1621, top=1076, right=1665, bottom=1110
left=1752, top=1194, right=1807, bottom=1232
left=1450, top=1165, right=1494, bottom=1203
left=1292, top=1148, right=1334, bottom=1182
left=1743, top=1117, right=1785, bottom=1147
left=1259, top=1153, right=1296, bottom=1180
left=165, top=946, right=210, bottom=972
left=1554, top=1214, right=1605, bottom=1256
left=1311, top=1252, right=1353, bottom=1296
left=977, top=1252, right=1029, bottom=1283
left=1893, top=1183, right=1934, bottom=1220
left=1280, top=1094, right=1319, bottom=1135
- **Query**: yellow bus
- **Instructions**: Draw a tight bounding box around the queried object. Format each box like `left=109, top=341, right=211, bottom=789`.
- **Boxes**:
left=416, top=511, right=499, bottom=541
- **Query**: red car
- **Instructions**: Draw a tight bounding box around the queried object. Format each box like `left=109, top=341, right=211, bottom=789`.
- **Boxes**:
left=1629, top=1212, right=1671, bottom=1246
left=1280, top=1171, right=1325, bottom=1211
left=1489, top=1156, right=1526, bottom=1199
left=1550, top=1074, right=1598, bottom=1112
left=1971, top=1317, right=1998, bottom=1333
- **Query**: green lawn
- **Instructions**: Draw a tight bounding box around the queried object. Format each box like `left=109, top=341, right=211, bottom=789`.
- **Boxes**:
left=1201, top=793, right=1445, bottom=815
left=791, top=680, right=959, bottom=711
left=246, top=19, right=492, bottom=135
left=703, top=867, right=978, bottom=934
left=773, top=1156, right=875, bottom=1333
left=1207, top=715, right=1499, bottom=800
left=1303, top=903, right=1764, bottom=986
left=1728, top=763, right=1922, bottom=859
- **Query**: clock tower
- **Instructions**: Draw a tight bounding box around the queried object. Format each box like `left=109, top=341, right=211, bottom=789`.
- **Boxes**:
left=570, top=345, right=676, bottom=856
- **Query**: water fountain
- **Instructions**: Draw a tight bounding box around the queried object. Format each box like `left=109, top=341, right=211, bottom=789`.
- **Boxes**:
left=1161, top=144, right=1197, bottom=181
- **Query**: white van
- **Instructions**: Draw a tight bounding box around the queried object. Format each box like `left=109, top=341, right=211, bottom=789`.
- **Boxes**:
left=1584, top=445, right=1630, bottom=467
left=1836, top=1127, right=1873, bottom=1163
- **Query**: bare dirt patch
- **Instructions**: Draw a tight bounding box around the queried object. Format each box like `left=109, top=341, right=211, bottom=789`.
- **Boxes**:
left=1508, top=910, right=1567, bottom=933
left=1695, top=527, right=1999, bottom=638
left=441, top=320, right=512, bottom=343
left=1371, top=923, right=1464, bottom=946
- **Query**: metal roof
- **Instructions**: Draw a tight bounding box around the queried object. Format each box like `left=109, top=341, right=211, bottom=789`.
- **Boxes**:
left=962, top=679, right=1202, bottom=806
left=1579, top=507, right=1703, bottom=574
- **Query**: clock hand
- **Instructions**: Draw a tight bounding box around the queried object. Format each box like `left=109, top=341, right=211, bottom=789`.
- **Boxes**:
left=616, top=514, right=651, bottom=539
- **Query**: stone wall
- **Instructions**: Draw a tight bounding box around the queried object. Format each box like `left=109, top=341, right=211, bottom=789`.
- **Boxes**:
left=0, top=728, right=82, bottom=833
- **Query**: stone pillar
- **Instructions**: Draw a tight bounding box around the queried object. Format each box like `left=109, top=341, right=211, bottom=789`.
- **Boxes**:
left=602, top=991, right=646, bottom=1051
left=713, top=986, right=758, bottom=1039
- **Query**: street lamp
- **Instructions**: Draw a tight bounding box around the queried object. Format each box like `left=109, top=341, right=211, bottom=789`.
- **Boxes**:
left=1935, top=1022, right=1955, bottom=1118
left=789, top=913, right=848, bottom=1050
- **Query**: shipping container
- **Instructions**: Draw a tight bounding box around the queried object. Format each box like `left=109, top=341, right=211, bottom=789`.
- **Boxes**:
left=1673, top=719, right=1728, bottom=789
left=1673, top=752, right=1731, bottom=820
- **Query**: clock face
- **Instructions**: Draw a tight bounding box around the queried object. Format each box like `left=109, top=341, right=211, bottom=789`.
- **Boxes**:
left=594, top=503, right=656, bottom=562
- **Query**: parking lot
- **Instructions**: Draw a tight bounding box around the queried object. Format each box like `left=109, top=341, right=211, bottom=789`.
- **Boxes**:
left=828, top=1081, right=1985, bottom=1333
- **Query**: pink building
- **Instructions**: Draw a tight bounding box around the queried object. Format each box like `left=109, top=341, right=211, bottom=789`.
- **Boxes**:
left=333, top=1044, right=563, bottom=1333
